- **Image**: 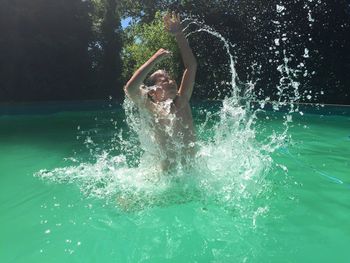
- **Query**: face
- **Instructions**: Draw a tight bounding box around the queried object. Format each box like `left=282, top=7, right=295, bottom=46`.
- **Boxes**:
left=151, top=73, right=178, bottom=102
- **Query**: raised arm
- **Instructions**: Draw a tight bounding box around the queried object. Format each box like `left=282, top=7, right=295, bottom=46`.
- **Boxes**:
left=164, top=12, right=197, bottom=101
left=124, top=48, right=171, bottom=104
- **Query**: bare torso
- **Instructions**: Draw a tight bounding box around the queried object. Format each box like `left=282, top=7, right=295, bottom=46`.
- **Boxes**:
left=140, top=92, right=196, bottom=170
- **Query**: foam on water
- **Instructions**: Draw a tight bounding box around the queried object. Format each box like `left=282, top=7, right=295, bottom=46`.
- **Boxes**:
left=35, top=11, right=311, bottom=219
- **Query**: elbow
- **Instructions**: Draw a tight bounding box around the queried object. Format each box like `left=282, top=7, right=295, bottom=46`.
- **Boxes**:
left=124, top=84, right=131, bottom=97
left=124, top=80, right=133, bottom=93
left=123, top=85, right=128, bottom=94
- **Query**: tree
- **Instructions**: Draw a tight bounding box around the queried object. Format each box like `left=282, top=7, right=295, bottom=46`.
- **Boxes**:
left=0, top=0, right=125, bottom=102
left=0, top=0, right=94, bottom=102
left=119, top=0, right=350, bottom=104
left=122, top=12, right=182, bottom=84
left=89, top=0, right=123, bottom=100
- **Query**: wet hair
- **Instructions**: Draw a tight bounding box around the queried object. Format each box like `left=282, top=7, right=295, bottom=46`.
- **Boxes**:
left=145, top=69, right=171, bottom=86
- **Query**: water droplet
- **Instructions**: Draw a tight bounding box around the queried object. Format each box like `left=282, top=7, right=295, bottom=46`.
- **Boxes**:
left=276, top=5, right=286, bottom=13
left=308, top=13, right=315, bottom=22
left=274, top=38, right=280, bottom=46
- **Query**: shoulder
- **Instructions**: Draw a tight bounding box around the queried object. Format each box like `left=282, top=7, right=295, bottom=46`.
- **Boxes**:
left=137, top=85, right=157, bottom=112
left=138, top=85, right=148, bottom=98
left=127, top=84, right=148, bottom=105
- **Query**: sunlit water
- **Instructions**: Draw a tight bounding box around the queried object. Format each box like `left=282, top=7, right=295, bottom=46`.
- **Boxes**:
left=0, top=103, right=349, bottom=262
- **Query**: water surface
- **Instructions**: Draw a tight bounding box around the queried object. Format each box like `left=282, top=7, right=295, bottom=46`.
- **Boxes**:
left=0, top=102, right=349, bottom=262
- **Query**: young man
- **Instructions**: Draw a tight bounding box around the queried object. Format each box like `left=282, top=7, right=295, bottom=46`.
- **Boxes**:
left=124, top=12, right=197, bottom=171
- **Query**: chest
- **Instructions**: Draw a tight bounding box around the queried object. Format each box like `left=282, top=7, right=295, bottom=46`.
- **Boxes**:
left=149, top=101, right=193, bottom=132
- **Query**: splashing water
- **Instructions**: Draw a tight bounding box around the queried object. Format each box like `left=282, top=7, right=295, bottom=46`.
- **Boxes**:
left=35, top=14, right=309, bottom=217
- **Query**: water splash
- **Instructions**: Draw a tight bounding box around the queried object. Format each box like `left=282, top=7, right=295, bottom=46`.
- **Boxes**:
left=35, top=12, right=311, bottom=220
left=185, top=22, right=239, bottom=102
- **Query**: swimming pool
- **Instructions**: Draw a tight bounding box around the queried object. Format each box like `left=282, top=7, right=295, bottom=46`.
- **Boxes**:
left=0, top=101, right=349, bottom=262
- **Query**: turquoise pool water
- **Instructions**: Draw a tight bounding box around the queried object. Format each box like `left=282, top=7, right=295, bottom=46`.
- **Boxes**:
left=0, top=102, right=349, bottom=262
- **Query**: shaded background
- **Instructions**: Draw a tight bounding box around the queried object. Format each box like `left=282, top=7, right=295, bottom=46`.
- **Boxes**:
left=0, top=0, right=349, bottom=104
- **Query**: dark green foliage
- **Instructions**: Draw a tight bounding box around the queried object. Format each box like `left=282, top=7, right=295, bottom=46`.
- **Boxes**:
left=0, top=0, right=123, bottom=102
left=0, top=0, right=94, bottom=102
left=0, top=0, right=349, bottom=104
left=122, top=0, right=350, bottom=104
left=90, top=0, right=123, bottom=100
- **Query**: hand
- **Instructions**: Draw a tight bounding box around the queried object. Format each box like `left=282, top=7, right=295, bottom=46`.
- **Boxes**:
left=164, top=12, right=182, bottom=35
left=154, top=48, right=172, bottom=62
